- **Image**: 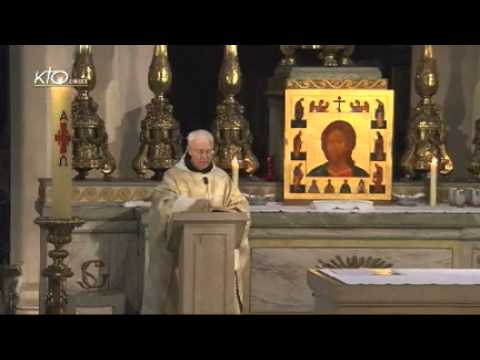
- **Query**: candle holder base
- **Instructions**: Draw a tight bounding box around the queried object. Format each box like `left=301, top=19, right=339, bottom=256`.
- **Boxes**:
left=34, top=217, right=85, bottom=315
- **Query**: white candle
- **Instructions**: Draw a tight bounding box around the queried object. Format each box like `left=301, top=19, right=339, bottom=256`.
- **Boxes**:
left=50, top=87, right=74, bottom=219
left=231, top=156, right=239, bottom=189
left=430, top=156, right=438, bottom=207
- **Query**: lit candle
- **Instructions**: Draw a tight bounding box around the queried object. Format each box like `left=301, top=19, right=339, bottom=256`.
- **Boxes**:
left=231, top=156, right=239, bottom=189
left=50, top=87, right=74, bottom=219
left=430, top=156, right=438, bottom=207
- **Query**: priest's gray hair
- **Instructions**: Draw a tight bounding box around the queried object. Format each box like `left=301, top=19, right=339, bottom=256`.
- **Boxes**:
left=187, top=130, right=215, bottom=147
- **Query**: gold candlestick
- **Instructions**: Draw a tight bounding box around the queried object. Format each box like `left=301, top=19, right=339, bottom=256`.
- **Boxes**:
left=132, top=45, right=183, bottom=180
left=279, top=45, right=355, bottom=68
left=71, top=45, right=116, bottom=181
left=0, top=264, right=22, bottom=314
left=35, top=217, right=84, bottom=315
left=213, top=45, right=259, bottom=177
left=401, top=45, right=453, bottom=178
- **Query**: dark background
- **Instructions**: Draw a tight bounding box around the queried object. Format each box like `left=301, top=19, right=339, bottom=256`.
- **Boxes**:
left=0, top=45, right=412, bottom=265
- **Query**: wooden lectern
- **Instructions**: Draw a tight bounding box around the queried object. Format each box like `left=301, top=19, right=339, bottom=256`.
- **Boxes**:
left=172, top=212, right=248, bottom=315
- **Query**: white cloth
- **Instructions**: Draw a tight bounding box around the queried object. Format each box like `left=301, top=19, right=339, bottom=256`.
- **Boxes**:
left=250, top=203, right=480, bottom=214
left=318, top=268, right=480, bottom=285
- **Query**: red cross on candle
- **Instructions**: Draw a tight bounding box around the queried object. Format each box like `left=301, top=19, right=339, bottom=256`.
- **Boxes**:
left=55, top=111, right=71, bottom=167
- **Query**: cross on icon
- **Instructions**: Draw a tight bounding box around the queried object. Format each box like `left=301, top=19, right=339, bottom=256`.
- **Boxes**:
left=333, top=96, right=346, bottom=112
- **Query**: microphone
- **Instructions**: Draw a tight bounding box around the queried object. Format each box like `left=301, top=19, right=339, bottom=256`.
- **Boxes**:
left=203, top=177, right=211, bottom=211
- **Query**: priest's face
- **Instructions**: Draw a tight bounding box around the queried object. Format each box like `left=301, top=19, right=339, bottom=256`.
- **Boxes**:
left=188, top=137, right=214, bottom=171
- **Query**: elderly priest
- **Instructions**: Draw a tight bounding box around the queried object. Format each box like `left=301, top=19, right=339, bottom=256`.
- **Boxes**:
left=141, top=130, right=250, bottom=314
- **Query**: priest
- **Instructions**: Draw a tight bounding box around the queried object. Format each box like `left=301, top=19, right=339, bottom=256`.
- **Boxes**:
left=141, top=130, right=250, bottom=314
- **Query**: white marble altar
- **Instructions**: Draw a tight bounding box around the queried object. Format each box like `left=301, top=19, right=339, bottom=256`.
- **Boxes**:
left=308, top=268, right=480, bottom=314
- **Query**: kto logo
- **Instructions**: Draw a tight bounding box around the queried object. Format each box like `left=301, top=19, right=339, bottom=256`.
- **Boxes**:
left=34, top=67, right=88, bottom=87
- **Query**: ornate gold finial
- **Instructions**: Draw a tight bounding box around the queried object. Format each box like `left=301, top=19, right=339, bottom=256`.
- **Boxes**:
left=71, top=45, right=117, bottom=181
left=213, top=45, right=259, bottom=177
left=280, top=45, right=296, bottom=66
left=72, top=45, right=96, bottom=98
left=219, top=45, right=242, bottom=102
left=424, top=45, right=433, bottom=59
left=279, top=45, right=355, bottom=68
left=132, top=45, right=183, bottom=180
left=148, top=45, right=172, bottom=98
left=401, top=45, right=453, bottom=178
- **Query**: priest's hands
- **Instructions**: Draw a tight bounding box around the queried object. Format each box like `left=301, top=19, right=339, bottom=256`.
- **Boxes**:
left=187, top=199, right=239, bottom=213
left=188, top=199, right=212, bottom=212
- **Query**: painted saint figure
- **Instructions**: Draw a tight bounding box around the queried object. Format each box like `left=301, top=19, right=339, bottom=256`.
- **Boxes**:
left=373, top=99, right=386, bottom=129
left=291, top=131, right=306, bottom=161
left=372, top=131, right=386, bottom=161
left=291, top=163, right=305, bottom=193
left=371, top=164, right=385, bottom=194
left=324, top=179, right=335, bottom=194
left=357, top=179, right=366, bottom=194
left=308, top=180, right=320, bottom=193
left=350, top=100, right=362, bottom=113
left=295, top=98, right=305, bottom=120
left=363, top=101, right=370, bottom=113
left=292, top=98, right=306, bottom=128
left=340, top=180, right=352, bottom=194
left=318, top=100, right=329, bottom=112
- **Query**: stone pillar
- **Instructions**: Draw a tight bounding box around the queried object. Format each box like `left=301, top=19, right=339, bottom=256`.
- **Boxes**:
left=10, top=45, right=48, bottom=312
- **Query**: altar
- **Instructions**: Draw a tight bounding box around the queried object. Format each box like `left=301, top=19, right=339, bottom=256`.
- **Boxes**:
left=307, top=268, right=480, bottom=314
left=35, top=179, right=480, bottom=314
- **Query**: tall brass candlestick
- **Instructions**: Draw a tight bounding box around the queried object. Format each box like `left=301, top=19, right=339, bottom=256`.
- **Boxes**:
left=35, top=218, right=84, bottom=315
left=132, top=45, right=183, bottom=180
left=401, top=45, right=453, bottom=178
left=71, top=45, right=116, bottom=181
left=213, top=45, right=259, bottom=177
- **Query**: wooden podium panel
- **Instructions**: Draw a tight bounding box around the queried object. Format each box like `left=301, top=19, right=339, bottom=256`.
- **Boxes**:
left=173, top=213, right=247, bottom=315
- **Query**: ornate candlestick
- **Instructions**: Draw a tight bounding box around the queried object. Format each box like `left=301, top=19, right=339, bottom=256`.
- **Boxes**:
left=132, top=45, right=183, bottom=180
left=35, top=217, right=84, bottom=315
left=401, top=45, right=453, bottom=178
left=213, top=45, right=259, bottom=177
left=71, top=45, right=117, bottom=181
left=279, top=45, right=355, bottom=67
left=468, top=118, right=480, bottom=179
left=0, top=264, right=22, bottom=314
